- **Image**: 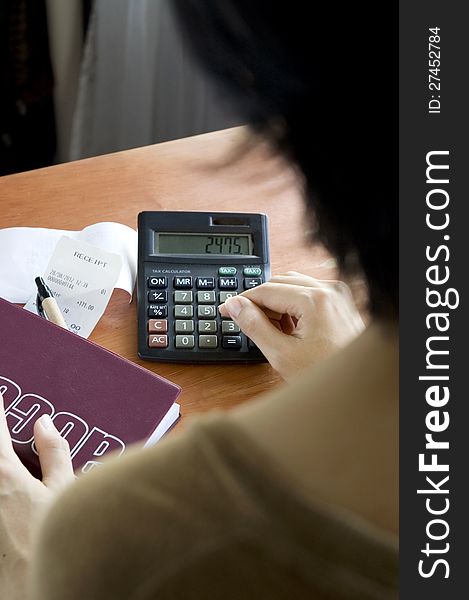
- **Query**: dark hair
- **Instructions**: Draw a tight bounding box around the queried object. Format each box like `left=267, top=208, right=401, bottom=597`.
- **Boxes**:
left=172, top=1, right=397, bottom=318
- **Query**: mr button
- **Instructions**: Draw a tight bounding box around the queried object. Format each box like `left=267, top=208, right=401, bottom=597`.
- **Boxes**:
left=174, top=276, right=192, bottom=289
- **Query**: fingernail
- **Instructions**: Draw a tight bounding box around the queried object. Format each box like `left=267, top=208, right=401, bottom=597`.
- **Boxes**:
left=225, top=296, right=244, bottom=319
left=39, top=414, right=55, bottom=430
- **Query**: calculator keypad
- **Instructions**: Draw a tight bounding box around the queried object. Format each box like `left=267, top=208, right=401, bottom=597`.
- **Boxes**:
left=146, top=267, right=264, bottom=354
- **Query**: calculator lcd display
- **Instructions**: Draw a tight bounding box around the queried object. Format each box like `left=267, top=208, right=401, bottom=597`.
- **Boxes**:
left=156, top=233, right=253, bottom=255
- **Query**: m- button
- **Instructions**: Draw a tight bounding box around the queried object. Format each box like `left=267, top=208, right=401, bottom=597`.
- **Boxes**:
left=196, top=277, right=215, bottom=289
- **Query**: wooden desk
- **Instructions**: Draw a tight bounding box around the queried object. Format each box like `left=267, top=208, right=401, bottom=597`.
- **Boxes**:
left=0, top=128, right=335, bottom=424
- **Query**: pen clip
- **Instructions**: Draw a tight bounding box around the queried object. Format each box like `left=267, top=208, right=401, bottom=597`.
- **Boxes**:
left=36, top=293, right=46, bottom=318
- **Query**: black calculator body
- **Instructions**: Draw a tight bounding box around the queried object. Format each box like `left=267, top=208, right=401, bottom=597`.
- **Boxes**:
left=137, top=211, right=270, bottom=363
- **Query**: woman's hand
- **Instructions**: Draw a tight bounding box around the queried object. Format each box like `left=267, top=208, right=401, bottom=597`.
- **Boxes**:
left=0, top=394, right=74, bottom=600
left=219, top=271, right=365, bottom=381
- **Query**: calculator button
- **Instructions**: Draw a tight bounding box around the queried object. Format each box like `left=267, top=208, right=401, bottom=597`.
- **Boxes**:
left=148, top=305, right=168, bottom=317
left=222, top=320, right=241, bottom=334
left=199, top=335, right=218, bottom=349
left=196, top=277, right=215, bottom=289
left=198, top=305, right=217, bottom=318
left=218, top=277, right=238, bottom=290
left=198, top=320, right=217, bottom=333
left=219, top=291, right=237, bottom=303
left=243, top=267, right=262, bottom=276
left=148, top=334, right=168, bottom=348
left=175, top=335, right=195, bottom=349
left=174, top=290, right=193, bottom=304
left=174, top=305, right=194, bottom=318
left=197, top=291, right=216, bottom=304
left=173, top=276, right=192, bottom=289
left=148, top=276, right=167, bottom=289
left=218, top=267, right=237, bottom=276
left=148, top=319, right=168, bottom=333
left=222, top=336, right=242, bottom=349
left=148, top=290, right=168, bottom=303
left=175, top=320, right=194, bottom=333
left=244, top=278, right=262, bottom=289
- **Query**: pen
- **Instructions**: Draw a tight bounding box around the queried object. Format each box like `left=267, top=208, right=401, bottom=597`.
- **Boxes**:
left=35, top=277, right=69, bottom=330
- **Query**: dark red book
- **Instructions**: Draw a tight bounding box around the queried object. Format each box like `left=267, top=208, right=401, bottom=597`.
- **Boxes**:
left=0, top=298, right=180, bottom=477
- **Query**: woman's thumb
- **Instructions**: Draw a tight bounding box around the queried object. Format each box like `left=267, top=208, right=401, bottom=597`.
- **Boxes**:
left=34, top=415, right=75, bottom=490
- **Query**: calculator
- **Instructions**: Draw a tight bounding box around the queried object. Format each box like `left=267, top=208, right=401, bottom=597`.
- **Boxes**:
left=137, top=211, right=270, bottom=362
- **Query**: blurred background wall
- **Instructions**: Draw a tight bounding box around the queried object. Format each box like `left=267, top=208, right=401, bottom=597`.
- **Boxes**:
left=1, top=0, right=239, bottom=176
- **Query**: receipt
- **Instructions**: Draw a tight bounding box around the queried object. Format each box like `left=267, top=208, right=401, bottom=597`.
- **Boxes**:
left=0, top=222, right=137, bottom=304
left=24, top=237, right=122, bottom=338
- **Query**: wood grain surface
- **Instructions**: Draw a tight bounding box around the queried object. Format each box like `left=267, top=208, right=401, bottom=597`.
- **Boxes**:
left=0, top=128, right=337, bottom=427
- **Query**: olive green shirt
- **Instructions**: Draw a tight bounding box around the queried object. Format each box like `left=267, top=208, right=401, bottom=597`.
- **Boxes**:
left=30, top=414, right=398, bottom=599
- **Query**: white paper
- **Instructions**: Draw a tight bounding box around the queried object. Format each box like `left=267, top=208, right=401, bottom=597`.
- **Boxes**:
left=24, top=237, right=123, bottom=338
left=143, top=403, right=180, bottom=447
left=0, top=222, right=137, bottom=303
